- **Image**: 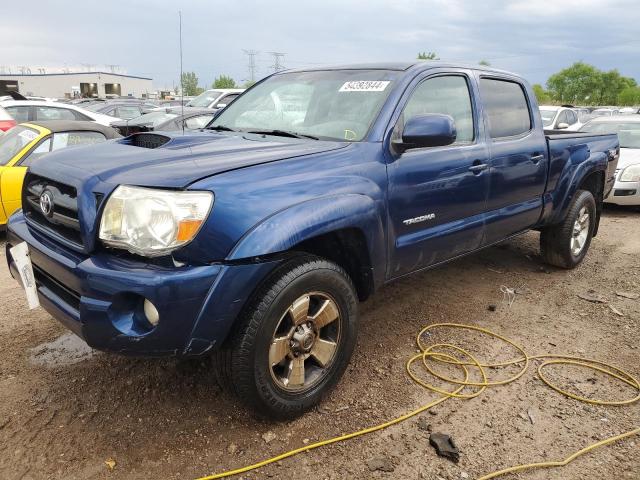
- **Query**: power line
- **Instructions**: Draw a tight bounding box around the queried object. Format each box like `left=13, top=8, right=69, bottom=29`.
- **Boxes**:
left=242, top=49, right=259, bottom=82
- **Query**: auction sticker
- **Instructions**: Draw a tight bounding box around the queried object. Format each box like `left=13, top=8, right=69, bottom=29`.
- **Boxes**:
left=18, top=129, right=39, bottom=142
left=339, top=81, right=390, bottom=92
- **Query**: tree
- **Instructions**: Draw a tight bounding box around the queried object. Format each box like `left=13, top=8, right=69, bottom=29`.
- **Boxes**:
left=532, top=84, right=550, bottom=104
left=546, top=62, right=602, bottom=104
left=212, top=75, right=237, bottom=89
left=618, top=86, right=640, bottom=106
left=478, top=60, right=491, bottom=66
left=181, top=71, right=200, bottom=96
left=243, top=80, right=256, bottom=89
left=417, top=51, right=439, bottom=60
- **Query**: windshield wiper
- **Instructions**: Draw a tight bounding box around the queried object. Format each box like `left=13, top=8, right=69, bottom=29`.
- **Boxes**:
left=247, top=129, right=319, bottom=140
left=207, top=125, right=236, bottom=132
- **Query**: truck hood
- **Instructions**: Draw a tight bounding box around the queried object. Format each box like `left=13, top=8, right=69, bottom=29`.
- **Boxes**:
left=30, top=131, right=348, bottom=189
left=617, top=147, right=640, bottom=170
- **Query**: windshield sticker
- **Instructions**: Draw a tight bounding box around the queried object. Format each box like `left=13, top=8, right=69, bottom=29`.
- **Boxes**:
left=339, top=81, right=390, bottom=92
left=18, top=129, right=39, bottom=142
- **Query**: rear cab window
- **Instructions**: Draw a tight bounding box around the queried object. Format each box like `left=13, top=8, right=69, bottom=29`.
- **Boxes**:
left=479, top=78, right=531, bottom=138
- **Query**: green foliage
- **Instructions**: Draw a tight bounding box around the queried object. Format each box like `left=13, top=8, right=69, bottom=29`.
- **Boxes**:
left=181, top=72, right=200, bottom=96
left=212, top=75, right=237, bottom=89
left=478, top=60, right=491, bottom=66
left=532, top=84, right=550, bottom=104
left=618, top=86, right=640, bottom=106
left=243, top=80, right=256, bottom=89
left=417, top=51, right=439, bottom=60
left=546, top=62, right=637, bottom=105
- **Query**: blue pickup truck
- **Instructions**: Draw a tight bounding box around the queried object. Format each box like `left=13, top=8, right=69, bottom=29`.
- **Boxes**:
left=6, top=62, right=618, bottom=418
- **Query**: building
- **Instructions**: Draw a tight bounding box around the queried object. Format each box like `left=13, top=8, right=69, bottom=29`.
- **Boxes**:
left=0, top=71, right=154, bottom=99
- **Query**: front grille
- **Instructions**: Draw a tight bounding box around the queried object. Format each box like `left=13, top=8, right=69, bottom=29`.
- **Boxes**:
left=23, top=173, right=83, bottom=247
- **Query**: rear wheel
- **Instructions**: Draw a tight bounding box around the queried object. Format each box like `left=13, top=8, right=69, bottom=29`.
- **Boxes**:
left=215, top=255, right=358, bottom=419
left=540, top=189, right=596, bottom=269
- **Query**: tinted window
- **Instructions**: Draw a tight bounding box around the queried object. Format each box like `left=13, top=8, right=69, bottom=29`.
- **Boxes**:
left=35, top=106, right=76, bottom=121
left=403, top=75, right=474, bottom=143
left=557, top=111, right=569, bottom=125
left=480, top=78, right=531, bottom=138
left=6, top=106, right=30, bottom=122
left=568, top=110, right=578, bottom=124
left=184, top=114, right=214, bottom=129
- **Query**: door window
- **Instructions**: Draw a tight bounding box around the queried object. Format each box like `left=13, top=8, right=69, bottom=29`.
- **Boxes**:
left=35, top=106, right=77, bottom=121
left=402, top=75, right=475, bottom=143
left=6, top=106, right=30, bottom=122
left=556, top=111, right=570, bottom=126
left=479, top=78, right=531, bottom=138
left=215, top=94, right=239, bottom=108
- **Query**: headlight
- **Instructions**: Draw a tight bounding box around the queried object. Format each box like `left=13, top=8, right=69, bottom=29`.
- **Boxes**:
left=619, top=164, right=640, bottom=182
left=99, top=185, right=213, bottom=257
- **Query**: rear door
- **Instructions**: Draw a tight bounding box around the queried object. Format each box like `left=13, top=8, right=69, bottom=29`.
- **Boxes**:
left=478, top=76, right=548, bottom=245
left=387, top=71, right=490, bottom=277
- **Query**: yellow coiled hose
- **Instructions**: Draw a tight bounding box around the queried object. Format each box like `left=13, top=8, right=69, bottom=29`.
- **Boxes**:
left=196, top=323, right=640, bottom=480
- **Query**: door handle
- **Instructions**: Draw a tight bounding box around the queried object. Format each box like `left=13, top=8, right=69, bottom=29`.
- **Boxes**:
left=468, top=162, right=489, bottom=174
left=530, top=154, right=545, bottom=164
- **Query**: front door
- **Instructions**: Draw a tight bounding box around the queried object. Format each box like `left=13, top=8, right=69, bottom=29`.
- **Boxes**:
left=387, top=73, right=490, bottom=278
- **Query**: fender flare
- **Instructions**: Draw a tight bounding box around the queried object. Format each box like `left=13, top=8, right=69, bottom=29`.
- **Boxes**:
left=227, top=194, right=386, bottom=275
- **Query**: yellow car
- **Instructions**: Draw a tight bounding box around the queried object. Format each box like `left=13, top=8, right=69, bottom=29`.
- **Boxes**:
left=0, top=120, right=120, bottom=228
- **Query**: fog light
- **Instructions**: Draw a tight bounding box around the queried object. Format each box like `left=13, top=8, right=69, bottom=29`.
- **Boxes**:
left=144, top=299, right=160, bottom=326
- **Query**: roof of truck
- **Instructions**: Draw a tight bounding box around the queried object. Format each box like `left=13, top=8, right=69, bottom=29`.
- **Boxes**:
left=285, top=61, right=518, bottom=77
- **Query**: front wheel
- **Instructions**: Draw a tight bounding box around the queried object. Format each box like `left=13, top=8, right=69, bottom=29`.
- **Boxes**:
left=540, top=189, right=597, bottom=269
left=215, top=255, right=358, bottom=419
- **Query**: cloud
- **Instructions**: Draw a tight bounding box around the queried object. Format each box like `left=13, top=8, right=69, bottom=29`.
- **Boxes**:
left=0, top=0, right=638, bottom=89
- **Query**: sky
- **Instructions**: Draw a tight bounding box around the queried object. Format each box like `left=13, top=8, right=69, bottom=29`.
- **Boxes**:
left=2, top=0, right=639, bottom=90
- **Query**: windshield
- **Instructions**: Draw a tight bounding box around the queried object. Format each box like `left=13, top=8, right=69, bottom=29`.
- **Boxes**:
left=83, top=102, right=108, bottom=112
left=539, top=109, right=557, bottom=127
left=0, top=126, right=40, bottom=165
left=210, top=70, right=398, bottom=141
left=130, top=111, right=179, bottom=126
left=187, top=90, right=223, bottom=107
left=580, top=121, right=640, bottom=148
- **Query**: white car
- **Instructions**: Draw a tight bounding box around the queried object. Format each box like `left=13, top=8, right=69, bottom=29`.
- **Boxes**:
left=538, top=106, right=583, bottom=131
left=183, top=89, right=245, bottom=109
left=0, top=100, right=120, bottom=126
left=580, top=115, right=640, bottom=206
left=619, top=107, right=640, bottom=115
left=592, top=108, right=620, bottom=117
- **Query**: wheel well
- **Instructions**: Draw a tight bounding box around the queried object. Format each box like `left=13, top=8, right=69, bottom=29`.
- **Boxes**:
left=292, top=228, right=374, bottom=301
left=578, top=170, right=604, bottom=236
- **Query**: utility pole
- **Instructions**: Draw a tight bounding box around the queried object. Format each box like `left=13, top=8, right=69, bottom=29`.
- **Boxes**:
left=268, top=52, right=286, bottom=73
left=242, top=49, right=258, bottom=82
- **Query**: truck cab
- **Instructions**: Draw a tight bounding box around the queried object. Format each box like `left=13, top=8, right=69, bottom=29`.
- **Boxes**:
left=6, top=62, right=618, bottom=418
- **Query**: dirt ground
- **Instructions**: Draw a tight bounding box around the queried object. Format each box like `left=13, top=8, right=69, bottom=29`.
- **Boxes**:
left=0, top=206, right=638, bottom=480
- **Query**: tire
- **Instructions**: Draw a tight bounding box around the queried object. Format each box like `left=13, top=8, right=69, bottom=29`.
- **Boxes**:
left=214, top=255, right=359, bottom=419
left=540, top=189, right=597, bottom=269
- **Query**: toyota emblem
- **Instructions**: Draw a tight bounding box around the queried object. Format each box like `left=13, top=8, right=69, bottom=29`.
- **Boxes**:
left=39, top=191, right=53, bottom=217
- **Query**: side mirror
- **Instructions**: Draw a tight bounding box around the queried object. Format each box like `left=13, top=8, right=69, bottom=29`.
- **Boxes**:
left=557, top=122, right=569, bottom=129
left=394, top=114, right=457, bottom=153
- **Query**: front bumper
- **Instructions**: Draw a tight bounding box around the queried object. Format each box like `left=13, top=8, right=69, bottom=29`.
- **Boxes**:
left=604, top=179, right=640, bottom=206
left=7, top=213, right=281, bottom=356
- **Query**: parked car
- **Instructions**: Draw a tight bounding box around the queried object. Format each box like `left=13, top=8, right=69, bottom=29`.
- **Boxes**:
left=0, top=106, right=16, bottom=133
left=619, top=107, right=640, bottom=115
left=0, top=121, right=120, bottom=229
left=0, top=100, right=120, bottom=126
left=6, top=62, right=619, bottom=418
left=111, top=107, right=215, bottom=136
left=84, top=101, right=157, bottom=120
left=592, top=108, right=620, bottom=117
left=580, top=115, right=640, bottom=206
left=538, top=105, right=582, bottom=130
left=185, top=89, right=244, bottom=109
